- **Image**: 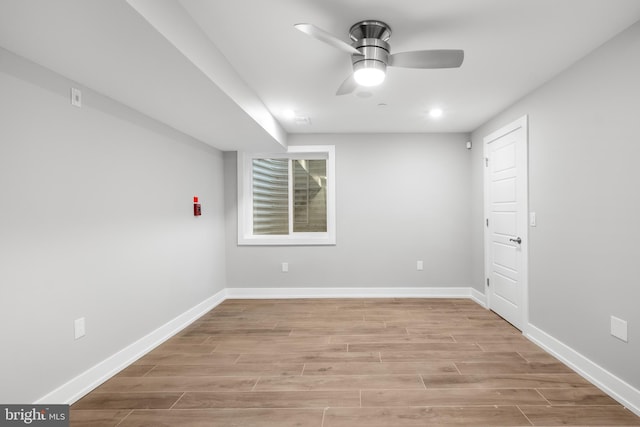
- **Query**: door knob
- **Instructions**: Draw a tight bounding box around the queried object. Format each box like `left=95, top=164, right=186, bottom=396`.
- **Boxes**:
left=509, top=237, right=522, bottom=244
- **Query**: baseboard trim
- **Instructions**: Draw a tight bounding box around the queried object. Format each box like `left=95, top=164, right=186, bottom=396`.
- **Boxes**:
left=470, top=288, right=487, bottom=308
left=225, top=286, right=478, bottom=299
left=526, top=324, right=640, bottom=417
left=35, top=289, right=227, bottom=405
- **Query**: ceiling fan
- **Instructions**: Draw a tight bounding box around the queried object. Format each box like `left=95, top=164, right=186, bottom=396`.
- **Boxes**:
left=295, top=20, right=464, bottom=95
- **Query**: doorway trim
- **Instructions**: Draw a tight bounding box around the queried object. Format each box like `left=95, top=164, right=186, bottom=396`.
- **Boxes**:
left=483, top=115, right=529, bottom=332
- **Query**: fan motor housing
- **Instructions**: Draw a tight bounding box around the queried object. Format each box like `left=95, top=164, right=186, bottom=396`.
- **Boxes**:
left=349, top=21, right=391, bottom=72
left=349, top=20, right=391, bottom=42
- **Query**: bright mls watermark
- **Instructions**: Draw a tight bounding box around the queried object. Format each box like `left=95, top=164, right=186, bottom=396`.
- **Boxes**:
left=0, top=405, right=68, bottom=426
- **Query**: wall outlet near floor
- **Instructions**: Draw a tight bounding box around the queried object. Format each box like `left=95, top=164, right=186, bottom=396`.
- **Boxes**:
left=74, top=317, right=86, bottom=340
left=610, top=316, right=628, bottom=342
left=281, top=262, right=289, bottom=273
left=416, top=260, right=424, bottom=271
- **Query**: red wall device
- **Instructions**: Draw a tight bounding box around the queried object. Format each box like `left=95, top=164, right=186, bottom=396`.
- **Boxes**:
left=193, top=196, right=201, bottom=216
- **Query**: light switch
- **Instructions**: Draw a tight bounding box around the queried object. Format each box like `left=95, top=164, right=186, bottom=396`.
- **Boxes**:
left=417, top=260, right=424, bottom=271
left=530, top=212, right=537, bottom=227
left=281, top=262, right=289, bottom=273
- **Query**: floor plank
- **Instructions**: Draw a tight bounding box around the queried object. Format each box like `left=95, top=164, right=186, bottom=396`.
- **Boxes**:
left=536, top=387, right=621, bottom=405
left=519, top=405, right=640, bottom=426
left=96, top=376, right=258, bottom=393
left=254, top=374, right=425, bottom=391
left=421, top=373, right=592, bottom=389
left=114, top=365, right=155, bottom=378
left=361, top=388, right=547, bottom=407
left=348, top=342, right=481, bottom=352
left=173, top=390, right=359, bottom=409
left=118, top=408, right=324, bottom=427
left=73, top=392, right=183, bottom=410
left=454, top=361, right=573, bottom=374
left=236, top=351, right=381, bottom=364
left=70, top=410, right=131, bottom=427
left=146, top=363, right=303, bottom=377
left=329, top=334, right=455, bottom=344
left=214, top=342, right=347, bottom=353
left=380, top=350, right=527, bottom=362
left=302, top=361, right=458, bottom=376
left=133, top=352, right=240, bottom=365
left=323, top=406, right=531, bottom=427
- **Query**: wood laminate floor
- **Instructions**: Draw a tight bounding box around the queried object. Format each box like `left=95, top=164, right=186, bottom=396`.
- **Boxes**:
left=71, top=298, right=640, bottom=426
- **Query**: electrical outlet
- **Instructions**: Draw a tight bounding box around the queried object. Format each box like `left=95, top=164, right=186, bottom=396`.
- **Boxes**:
left=281, top=262, right=289, bottom=273
left=611, top=316, right=628, bottom=342
left=71, top=87, right=82, bottom=107
left=416, top=260, right=424, bottom=271
left=74, top=317, right=86, bottom=340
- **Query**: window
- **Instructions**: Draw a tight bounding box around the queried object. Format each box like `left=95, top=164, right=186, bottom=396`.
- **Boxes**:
left=238, top=145, right=335, bottom=245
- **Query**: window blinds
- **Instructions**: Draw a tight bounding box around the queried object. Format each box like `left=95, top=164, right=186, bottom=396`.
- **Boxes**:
left=252, top=158, right=327, bottom=235
left=252, top=158, right=289, bottom=235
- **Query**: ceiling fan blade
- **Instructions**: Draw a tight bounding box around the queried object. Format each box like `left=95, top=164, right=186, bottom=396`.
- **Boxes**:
left=294, top=23, right=361, bottom=55
left=389, top=49, right=464, bottom=69
left=336, top=74, right=357, bottom=96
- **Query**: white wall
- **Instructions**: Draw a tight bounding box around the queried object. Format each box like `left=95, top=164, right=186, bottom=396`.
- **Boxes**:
left=471, top=21, right=640, bottom=389
left=225, top=133, right=473, bottom=289
left=0, top=48, right=227, bottom=403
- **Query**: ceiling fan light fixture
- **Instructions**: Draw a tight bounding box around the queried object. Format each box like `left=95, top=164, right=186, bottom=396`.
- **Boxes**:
left=295, top=20, right=463, bottom=96
left=354, top=68, right=385, bottom=87
left=353, top=60, right=386, bottom=87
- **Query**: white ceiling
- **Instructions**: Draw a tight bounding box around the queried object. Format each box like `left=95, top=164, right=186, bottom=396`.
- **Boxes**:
left=1, top=0, right=640, bottom=150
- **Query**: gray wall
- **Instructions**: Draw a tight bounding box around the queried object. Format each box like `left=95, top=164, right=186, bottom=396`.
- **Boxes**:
left=470, top=22, right=640, bottom=389
left=225, top=133, right=473, bottom=288
left=0, top=49, right=227, bottom=403
left=5, top=16, right=639, bottom=404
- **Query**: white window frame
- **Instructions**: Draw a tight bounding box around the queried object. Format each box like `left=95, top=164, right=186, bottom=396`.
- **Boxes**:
left=237, top=145, right=336, bottom=246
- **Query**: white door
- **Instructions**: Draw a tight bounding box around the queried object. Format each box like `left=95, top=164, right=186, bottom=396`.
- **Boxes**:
left=484, top=116, right=528, bottom=330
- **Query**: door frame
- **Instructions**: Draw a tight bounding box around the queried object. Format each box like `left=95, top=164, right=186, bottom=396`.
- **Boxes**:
left=483, top=115, right=529, bottom=332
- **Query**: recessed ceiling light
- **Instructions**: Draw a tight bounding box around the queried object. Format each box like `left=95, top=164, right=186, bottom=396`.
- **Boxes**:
left=429, top=108, right=443, bottom=118
left=283, top=109, right=296, bottom=120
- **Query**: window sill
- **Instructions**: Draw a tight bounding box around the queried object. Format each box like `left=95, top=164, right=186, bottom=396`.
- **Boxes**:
left=238, top=233, right=336, bottom=246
